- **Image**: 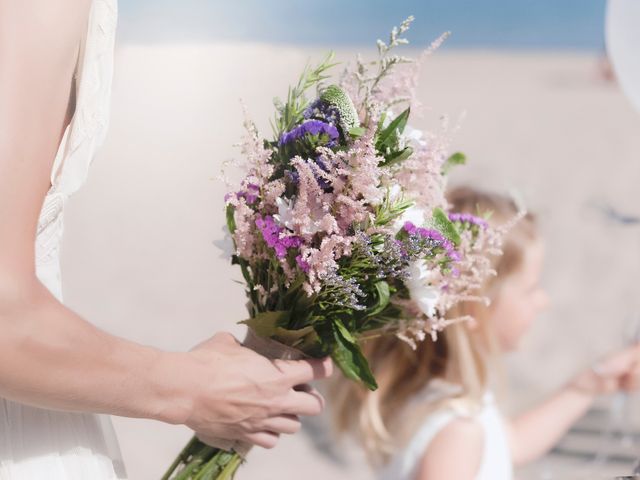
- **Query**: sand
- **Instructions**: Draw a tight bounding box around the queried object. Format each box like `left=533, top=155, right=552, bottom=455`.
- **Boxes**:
left=59, top=43, right=640, bottom=479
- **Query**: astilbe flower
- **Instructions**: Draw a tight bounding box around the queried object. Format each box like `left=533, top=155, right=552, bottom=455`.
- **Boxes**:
left=223, top=111, right=276, bottom=209
left=315, top=129, right=384, bottom=230
left=288, top=157, right=339, bottom=239
left=232, top=199, right=258, bottom=259
left=394, top=137, right=448, bottom=213
left=299, top=236, right=355, bottom=295
left=239, top=115, right=275, bottom=184
left=261, top=179, right=286, bottom=208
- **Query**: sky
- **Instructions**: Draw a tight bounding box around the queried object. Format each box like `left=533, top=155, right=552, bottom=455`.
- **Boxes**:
left=118, top=0, right=608, bottom=51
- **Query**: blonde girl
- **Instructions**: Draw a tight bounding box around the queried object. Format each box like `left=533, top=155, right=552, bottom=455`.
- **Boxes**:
left=331, top=186, right=640, bottom=480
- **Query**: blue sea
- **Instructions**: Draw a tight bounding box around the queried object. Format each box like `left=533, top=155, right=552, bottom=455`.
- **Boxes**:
left=119, top=0, right=607, bottom=51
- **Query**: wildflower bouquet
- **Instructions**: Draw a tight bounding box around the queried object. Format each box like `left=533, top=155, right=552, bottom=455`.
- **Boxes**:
left=162, top=17, right=504, bottom=480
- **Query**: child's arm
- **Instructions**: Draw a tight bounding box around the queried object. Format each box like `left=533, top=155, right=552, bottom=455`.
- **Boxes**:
left=508, top=343, right=640, bottom=465
left=415, top=418, right=484, bottom=480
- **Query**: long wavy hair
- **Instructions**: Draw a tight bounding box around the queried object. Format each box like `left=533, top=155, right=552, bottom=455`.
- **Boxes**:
left=329, top=186, right=538, bottom=464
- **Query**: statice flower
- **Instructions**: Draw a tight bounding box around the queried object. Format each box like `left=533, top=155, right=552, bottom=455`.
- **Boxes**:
left=234, top=183, right=260, bottom=204
left=448, top=212, right=489, bottom=229
left=279, top=120, right=339, bottom=148
left=403, top=221, right=461, bottom=261
left=255, top=215, right=303, bottom=259
left=352, top=232, right=409, bottom=279
left=322, top=271, right=366, bottom=311
left=303, top=98, right=342, bottom=127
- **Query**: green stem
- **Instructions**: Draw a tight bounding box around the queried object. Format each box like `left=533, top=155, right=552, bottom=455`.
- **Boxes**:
left=191, top=455, right=219, bottom=480
left=173, top=444, right=216, bottom=480
left=161, top=435, right=201, bottom=480
left=217, top=453, right=243, bottom=480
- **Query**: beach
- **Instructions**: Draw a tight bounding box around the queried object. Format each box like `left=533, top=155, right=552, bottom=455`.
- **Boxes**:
left=60, top=43, right=640, bottom=479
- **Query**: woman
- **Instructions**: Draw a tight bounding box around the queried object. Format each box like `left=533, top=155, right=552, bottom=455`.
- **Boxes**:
left=0, top=1, right=331, bottom=478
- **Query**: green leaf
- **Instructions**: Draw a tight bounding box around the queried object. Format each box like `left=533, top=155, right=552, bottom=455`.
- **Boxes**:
left=382, top=146, right=413, bottom=167
left=272, top=52, right=340, bottom=138
left=241, top=311, right=290, bottom=335
left=225, top=204, right=236, bottom=235
left=240, top=311, right=316, bottom=348
left=348, top=126, right=366, bottom=137
left=279, top=275, right=305, bottom=308
left=431, top=208, right=461, bottom=246
left=376, top=108, right=410, bottom=149
left=331, top=319, right=378, bottom=390
left=442, top=152, right=466, bottom=175
left=365, top=281, right=390, bottom=318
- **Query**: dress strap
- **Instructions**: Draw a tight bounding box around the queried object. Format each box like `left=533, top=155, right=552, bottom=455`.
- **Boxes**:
left=50, top=0, right=118, bottom=196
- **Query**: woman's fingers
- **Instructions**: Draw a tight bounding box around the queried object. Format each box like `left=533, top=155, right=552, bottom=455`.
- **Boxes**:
left=258, top=414, right=301, bottom=435
left=243, top=431, right=280, bottom=449
left=274, top=357, right=333, bottom=387
left=281, top=387, right=324, bottom=416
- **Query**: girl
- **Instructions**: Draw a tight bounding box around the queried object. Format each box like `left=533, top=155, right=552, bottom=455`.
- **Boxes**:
left=331, top=186, right=640, bottom=480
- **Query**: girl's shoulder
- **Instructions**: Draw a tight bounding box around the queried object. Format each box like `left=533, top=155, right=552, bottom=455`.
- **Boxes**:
left=415, top=416, right=484, bottom=479
left=380, top=385, right=509, bottom=480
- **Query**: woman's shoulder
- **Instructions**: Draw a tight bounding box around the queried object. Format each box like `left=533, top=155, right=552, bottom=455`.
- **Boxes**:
left=0, top=0, right=91, bottom=52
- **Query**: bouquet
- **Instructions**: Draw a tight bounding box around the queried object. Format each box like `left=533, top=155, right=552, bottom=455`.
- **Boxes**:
left=162, top=17, right=504, bottom=480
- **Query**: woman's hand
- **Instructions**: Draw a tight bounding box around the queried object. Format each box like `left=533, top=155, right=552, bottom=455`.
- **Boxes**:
left=156, top=332, right=333, bottom=449
left=569, top=343, right=640, bottom=397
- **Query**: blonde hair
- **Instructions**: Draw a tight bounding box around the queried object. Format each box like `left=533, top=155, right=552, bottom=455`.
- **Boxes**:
left=330, top=186, right=538, bottom=464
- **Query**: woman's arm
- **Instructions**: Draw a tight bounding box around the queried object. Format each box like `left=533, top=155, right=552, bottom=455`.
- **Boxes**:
left=0, top=0, right=331, bottom=450
left=509, top=343, right=640, bottom=465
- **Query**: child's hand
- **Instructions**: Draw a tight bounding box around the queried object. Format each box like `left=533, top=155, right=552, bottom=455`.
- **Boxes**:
left=569, top=343, right=640, bottom=396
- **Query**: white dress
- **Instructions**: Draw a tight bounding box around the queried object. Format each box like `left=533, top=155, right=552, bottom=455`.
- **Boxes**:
left=379, top=388, right=513, bottom=480
left=0, top=1, right=127, bottom=478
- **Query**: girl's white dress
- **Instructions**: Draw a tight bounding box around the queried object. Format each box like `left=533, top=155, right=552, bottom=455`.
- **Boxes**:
left=0, top=1, right=127, bottom=478
left=379, top=386, right=513, bottom=480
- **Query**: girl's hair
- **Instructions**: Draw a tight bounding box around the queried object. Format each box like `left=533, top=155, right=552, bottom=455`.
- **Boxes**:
left=329, top=185, right=538, bottom=463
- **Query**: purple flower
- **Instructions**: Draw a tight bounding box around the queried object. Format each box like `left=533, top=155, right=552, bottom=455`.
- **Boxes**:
left=256, top=215, right=303, bottom=259
left=403, top=221, right=418, bottom=235
left=303, top=99, right=341, bottom=128
left=228, top=183, right=260, bottom=205
left=279, top=120, right=339, bottom=148
left=403, top=221, right=460, bottom=262
left=296, top=255, right=310, bottom=273
left=448, top=212, right=488, bottom=229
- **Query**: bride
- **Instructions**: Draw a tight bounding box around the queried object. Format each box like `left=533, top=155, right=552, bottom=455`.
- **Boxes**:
left=0, top=1, right=332, bottom=478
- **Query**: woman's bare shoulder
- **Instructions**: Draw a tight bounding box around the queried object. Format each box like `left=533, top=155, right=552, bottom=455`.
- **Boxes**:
left=0, top=0, right=92, bottom=52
